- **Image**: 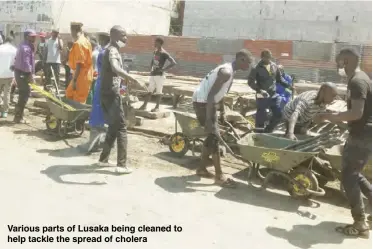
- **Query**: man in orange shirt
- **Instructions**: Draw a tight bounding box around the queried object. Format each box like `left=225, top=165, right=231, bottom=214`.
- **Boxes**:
left=65, top=22, right=93, bottom=103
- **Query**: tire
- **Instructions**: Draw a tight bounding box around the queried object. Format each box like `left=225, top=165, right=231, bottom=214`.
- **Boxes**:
left=316, top=177, right=328, bottom=188
left=288, top=166, right=319, bottom=199
left=74, top=120, right=86, bottom=136
left=169, top=132, right=189, bottom=157
left=45, top=114, right=61, bottom=132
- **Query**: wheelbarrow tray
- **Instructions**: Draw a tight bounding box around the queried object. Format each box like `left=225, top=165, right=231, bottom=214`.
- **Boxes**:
left=321, top=145, right=372, bottom=181
left=47, top=98, right=91, bottom=122
left=237, top=133, right=318, bottom=171
left=173, top=111, right=206, bottom=138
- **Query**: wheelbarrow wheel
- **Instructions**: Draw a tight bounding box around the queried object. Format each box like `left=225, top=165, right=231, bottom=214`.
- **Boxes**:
left=169, top=132, right=189, bottom=157
left=288, top=166, right=319, bottom=199
left=45, top=114, right=61, bottom=132
left=74, top=120, right=86, bottom=136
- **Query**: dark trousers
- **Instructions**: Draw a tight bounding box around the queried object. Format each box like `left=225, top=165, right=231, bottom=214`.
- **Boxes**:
left=99, top=95, right=127, bottom=167
left=64, top=64, right=71, bottom=89
left=45, top=63, right=60, bottom=87
left=255, top=94, right=283, bottom=132
left=341, top=133, right=372, bottom=222
left=14, top=69, right=31, bottom=120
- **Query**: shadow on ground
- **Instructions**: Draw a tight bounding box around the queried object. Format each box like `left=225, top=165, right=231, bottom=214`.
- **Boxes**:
left=232, top=167, right=353, bottom=209
left=37, top=146, right=85, bottom=158
left=154, top=151, right=350, bottom=212
left=41, top=164, right=121, bottom=185
left=266, top=221, right=353, bottom=249
left=13, top=128, right=63, bottom=142
left=154, top=151, right=201, bottom=171
left=155, top=174, right=318, bottom=218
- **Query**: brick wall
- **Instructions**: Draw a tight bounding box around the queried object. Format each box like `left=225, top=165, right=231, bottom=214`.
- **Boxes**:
left=121, top=35, right=372, bottom=82
left=59, top=33, right=371, bottom=82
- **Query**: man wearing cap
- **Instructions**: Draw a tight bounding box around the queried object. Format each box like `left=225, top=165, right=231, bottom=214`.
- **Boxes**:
left=45, top=29, right=63, bottom=89
left=79, top=32, right=111, bottom=153
left=36, top=32, right=47, bottom=62
left=12, top=29, right=37, bottom=124
left=66, top=22, right=93, bottom=103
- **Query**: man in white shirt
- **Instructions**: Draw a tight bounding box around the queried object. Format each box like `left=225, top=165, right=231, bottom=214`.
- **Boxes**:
left=0, top=36, right=17, bottom=118
left=44, top=29, right=63, bottom=89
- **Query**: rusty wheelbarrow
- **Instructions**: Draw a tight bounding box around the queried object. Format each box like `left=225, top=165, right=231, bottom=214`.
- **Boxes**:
left=237, top=133, right=329, bottom=199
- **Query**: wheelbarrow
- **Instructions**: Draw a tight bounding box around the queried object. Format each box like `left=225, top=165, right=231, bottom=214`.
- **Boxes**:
left=319, top=144, right=372, bottom=194
left=168, top=111, right=253, bottom=157
left=237, top=133, right=329, bottom=199
left=45, top=97, right=91, bottom=137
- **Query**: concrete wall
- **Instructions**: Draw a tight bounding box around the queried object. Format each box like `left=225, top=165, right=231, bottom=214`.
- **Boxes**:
left=54, top=0, right=172, bottom=35
left=182, top=1, right=372, bottom=43
left=0, top=1, right=172, bottom=37
left=122, top=35, right=372, bottom=82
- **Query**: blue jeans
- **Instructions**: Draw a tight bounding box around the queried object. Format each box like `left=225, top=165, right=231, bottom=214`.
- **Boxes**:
left=255, top=95, right=283, bottom=133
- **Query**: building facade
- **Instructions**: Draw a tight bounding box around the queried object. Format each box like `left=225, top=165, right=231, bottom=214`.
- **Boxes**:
left=0, top=0, right=173, bottom=44
left=182, top=1, right=372, bottom=43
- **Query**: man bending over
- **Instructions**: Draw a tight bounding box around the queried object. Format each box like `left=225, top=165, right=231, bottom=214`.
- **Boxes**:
left=282, top=83, right=338, bottom=140
left=192, top=49, right=253, bottom=188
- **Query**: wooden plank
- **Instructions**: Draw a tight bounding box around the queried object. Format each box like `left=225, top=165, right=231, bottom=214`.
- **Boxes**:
left=134, top=110, right=171, bottom=120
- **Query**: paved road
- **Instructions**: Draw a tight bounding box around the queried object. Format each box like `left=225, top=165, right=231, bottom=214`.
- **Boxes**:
left=0, top=117, right=371, bottom=249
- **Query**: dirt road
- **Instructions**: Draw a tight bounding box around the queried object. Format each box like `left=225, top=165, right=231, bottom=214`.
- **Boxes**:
left=0, top=114, right=371, bottom=249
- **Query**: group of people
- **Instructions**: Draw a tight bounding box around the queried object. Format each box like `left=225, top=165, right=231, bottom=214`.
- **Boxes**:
left=0, top=23, right=371, bottom=238
left=193, top=47, right=372, bottom=237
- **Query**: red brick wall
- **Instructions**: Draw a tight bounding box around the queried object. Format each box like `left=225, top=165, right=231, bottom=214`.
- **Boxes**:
left=59, top=33, right=372, bottom=80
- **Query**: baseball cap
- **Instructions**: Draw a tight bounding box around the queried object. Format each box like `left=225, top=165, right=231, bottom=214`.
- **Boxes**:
left=25, top=29, right=37, bottom=37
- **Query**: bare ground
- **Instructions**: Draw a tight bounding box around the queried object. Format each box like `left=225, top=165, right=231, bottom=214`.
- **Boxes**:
left=0, top=109, right=372, bottom=249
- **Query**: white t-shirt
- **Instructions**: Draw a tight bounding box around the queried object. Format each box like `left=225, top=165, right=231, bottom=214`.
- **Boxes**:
left=0, top=43, right=17, bottom=78
left=46, top=38, right=61, bottom=63
left=192, top=63, right=234, bottom=103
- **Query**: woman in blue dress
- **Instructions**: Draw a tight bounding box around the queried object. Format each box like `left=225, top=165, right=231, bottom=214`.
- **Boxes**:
left=79, top=32, right=110, bottom=153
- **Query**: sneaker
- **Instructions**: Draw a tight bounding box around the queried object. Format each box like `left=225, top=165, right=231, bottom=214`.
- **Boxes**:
left=151, top=107, right=159, bottom=112
left=115, top=166, right=133, bottom=174
left=96, top=161, right=116, bottom=167
left=1, top=112, right=7, bottom=118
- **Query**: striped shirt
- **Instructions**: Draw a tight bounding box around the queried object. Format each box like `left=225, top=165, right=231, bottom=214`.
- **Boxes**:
left=283, top=90, right=326, bottom=124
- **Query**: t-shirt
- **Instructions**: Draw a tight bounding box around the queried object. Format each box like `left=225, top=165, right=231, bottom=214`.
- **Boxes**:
left=150, top=49, right=170, bottom=76
left=46, top=38, right=61, bottom=63
left=0, top=43, right=17, bottom=78
left=37, top=42, right=46, bottom=61
left=347, top=71, right=372, bottom=136
left=282, top=90, right=326, bottom=124
left=100, top=44, right=123, bottom=98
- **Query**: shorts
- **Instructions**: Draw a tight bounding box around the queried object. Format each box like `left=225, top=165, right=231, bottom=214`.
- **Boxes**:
left=193, top=102, right=219, bottom=153
left=193, top=102, right=207, bottom=127
left=148, top=75, right=165, bottom=94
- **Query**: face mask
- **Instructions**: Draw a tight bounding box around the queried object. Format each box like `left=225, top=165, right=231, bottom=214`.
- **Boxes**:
left=338, top=68, right=346, bottom=77
left=117, top=40, right=126, bottom=48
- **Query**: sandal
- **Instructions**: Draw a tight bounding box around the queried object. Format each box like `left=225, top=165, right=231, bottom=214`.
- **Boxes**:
left=215, top=178, right=237, bottom=188
left=335, top=225, right=370, bottom=239
left=196, top=169, right=214, bottom=179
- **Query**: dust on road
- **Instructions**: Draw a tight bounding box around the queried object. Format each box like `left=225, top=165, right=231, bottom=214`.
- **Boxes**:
left=0, top=114, right=371, bottom=249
